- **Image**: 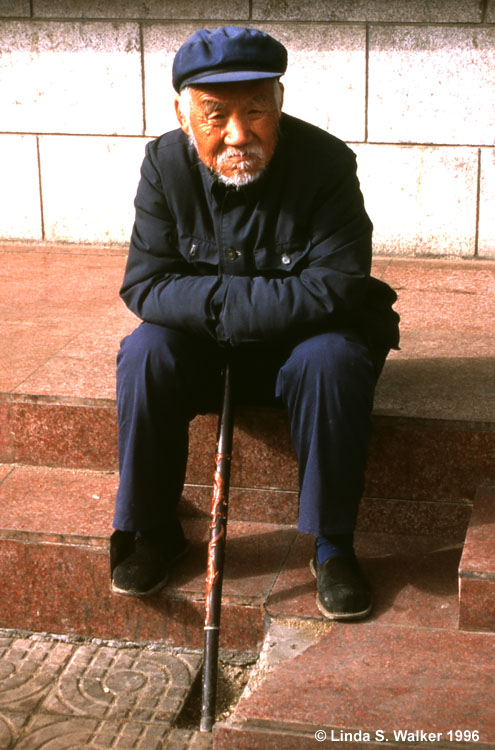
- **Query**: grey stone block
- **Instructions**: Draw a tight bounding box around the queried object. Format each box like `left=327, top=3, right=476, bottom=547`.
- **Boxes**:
left=33, top=0, right=249, bottom=19
left=486, top=1, right=495, bottom=23
left=368, top=26, right=495, bottom=146
left=252, top=0, right=482, bottom=23
left=144, top=22, right=367, bottom=142
left=41, top=644, right=201, bottom=723
left=39, top=136, right=149, bottom=244
left=0, top=135, right=42, bottom=241
left=143, top=23, right=205, bottom=136
left=0, top=0, right=30, bottom=15
left=479, top=149, right=495, bottom=258
left=353, top=143, right=479, bottom=256
left=0, top=21, right=143, bottom=135
left=0, top=636, right=204, bottom=748
left=0, top=639, right=74, bottom=713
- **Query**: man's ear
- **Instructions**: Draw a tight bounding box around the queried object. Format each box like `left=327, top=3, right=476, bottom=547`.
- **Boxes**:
left=174, top=95, right=190, bottom=135
left=278, top=81, right=284, bottom=110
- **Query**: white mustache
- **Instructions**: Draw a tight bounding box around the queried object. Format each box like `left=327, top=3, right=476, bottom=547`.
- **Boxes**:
left=217, top=147, right=264, bottom=165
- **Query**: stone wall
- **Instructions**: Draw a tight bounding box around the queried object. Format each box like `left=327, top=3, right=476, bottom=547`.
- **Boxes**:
left=1, top=0, right=494, bottom=256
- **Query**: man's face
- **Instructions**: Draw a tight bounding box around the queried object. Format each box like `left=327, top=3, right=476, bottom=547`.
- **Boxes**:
left=175, top=78, right=283, bottom=187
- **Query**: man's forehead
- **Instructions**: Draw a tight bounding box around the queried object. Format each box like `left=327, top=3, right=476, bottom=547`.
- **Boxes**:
left=191, top=79, right=276, bottom=104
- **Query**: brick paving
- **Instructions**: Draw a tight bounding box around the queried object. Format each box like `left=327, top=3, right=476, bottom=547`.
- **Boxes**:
left=0, top=632, right=211, bottom=749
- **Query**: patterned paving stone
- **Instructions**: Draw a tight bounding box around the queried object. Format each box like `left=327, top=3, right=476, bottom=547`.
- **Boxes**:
left=166, top=728, right=213, bottom=749
left=0, top=635, right=206, bottom=748
left=0, top=638, right=74, bottom=713
left=14, top=714, right=171, bottom=749
left=41, top=645, right=202, bottom=725
left=0, top=712, right=30, bottom=749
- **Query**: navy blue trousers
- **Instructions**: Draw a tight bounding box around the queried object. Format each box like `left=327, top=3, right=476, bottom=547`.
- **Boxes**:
left=114, top=322, right=387, bottom=538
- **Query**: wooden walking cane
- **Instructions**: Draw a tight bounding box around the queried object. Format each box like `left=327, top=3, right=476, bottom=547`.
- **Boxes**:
left=200, top=361, right=234, bottom=732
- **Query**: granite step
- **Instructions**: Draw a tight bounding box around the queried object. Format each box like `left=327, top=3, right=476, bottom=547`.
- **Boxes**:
left=3, top=246, right=495, bottom=519
left=213, top=620, right=495, bottom=749
left=0, top=463, right=475, bottom=647
left=459, top=485, right=495, bottom=633
left=4, top=397, right=495, bottom=515
left=211, top=485, right=495, bottom=748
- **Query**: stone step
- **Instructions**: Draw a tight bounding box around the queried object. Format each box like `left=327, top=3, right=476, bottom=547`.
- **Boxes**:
left=459, top=485, right=495, bottom=633
left=0, top=463, right=474, bottom=648
left=213, top=620, right=495, bottom=749
left=3, top=397, right=494, bottom=516
left=3, top=247, right=495, bottom=517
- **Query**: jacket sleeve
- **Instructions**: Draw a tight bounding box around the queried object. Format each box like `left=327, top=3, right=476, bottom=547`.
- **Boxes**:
left=215, top=154, right=373, bottom=346
left=120, top=142, right=223, bottom=340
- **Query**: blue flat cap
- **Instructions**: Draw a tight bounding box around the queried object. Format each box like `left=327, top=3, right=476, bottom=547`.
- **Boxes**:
left=172, top=26, right=288, bottom=93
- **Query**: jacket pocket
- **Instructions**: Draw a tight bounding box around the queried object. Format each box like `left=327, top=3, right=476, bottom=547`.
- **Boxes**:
left=253, top=237, right=311, bottom=274
left=178, top=235, right=219, bottom=273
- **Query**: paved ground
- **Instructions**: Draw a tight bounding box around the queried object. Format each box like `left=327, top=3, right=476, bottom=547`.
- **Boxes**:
left=0, top=631, right=212, bottom=749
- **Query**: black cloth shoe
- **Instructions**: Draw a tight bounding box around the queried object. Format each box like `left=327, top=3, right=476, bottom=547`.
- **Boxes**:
left=110, top=528, right=189, bottom=598
left=310, top=553, right=372, bottom=621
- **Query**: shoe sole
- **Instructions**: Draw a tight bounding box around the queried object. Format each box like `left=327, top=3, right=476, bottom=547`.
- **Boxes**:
left=111, top=542, right=191, bottom=598
left=309, top=557, right=372, bottom=622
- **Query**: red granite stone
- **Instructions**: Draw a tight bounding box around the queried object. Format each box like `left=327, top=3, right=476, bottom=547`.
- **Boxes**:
left=459, top=486, right=495, bottom=632
left=366, top=416, right=495, bottom=503
left=267, top=530, right=463, bottom=630
left=459, top=486, right=495, bottom=573
left=0, top=400, right=13, bottom=463
left=0, top=464, right=13, bottom=484
left=1, top=246, right=129, bottom=397
left=0, top=467, right=292, bottom=649
left=187, top=409, right=298, bottom=491
left=186, top=414, right=218, bottom=485
left=233, top=409, right=298, bottom=491
left=222, top=622, right=495, bottom=745
left=0, top=465, right=117, bottom=538
left=356, top=495, right=471, bottom=539
left=179, top=484, right=299, bottom=525
left=0, top=535, right=266, bottom=649
left=9, top=399, right=118, bottom=470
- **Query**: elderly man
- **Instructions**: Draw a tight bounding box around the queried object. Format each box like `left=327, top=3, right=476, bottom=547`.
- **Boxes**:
left=110, top=26, right=399, bottom=621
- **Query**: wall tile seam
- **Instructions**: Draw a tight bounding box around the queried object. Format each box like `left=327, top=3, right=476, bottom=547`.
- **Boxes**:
left=364, top=23, right=369, bottom=143
left=0, top=132, right=151, bottom=139
left=474, top=148, right=482, bottom=259
left=139, top=23, right=146, bottom=136
left=2, top=133, right=492, bottom=150
left=35, top=135, right=45, bottom=242
left=359, top=142, right=495, bottom=149
left=2, top=18, right=494, bottom=26
left=0, top=15, right=251, bottom=24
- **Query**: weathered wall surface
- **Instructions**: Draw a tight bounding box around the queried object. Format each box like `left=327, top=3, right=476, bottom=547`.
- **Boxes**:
left=1, top=0, right=494, bottom=256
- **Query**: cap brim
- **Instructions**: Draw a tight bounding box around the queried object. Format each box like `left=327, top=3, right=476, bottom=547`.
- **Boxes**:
left=180, top=69, right=282, bottom=90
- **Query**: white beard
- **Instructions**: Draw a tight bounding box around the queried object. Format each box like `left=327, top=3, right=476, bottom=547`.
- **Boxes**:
left=189, top=136, right=265, bottom=188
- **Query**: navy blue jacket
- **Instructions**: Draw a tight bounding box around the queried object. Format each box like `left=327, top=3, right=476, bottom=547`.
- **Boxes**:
left=121, top=113, right=399, bottom=350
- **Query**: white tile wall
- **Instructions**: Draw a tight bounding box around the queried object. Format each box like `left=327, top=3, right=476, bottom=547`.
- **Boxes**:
left=479, top=150, right=495, bottom=258
left=0, top=5, right=493, bottom=256
left=39, top=136, right=149, bottom=244
left=0, top=135, right=42, bottom=241
left=0, top=21, right=143, bottom=135
left=261, top=23, right=366, bottom=142
left=32, top=0, right=249, bottom=19
left=252, top=0, right=482, bottom=22
left=144, top=23, right=367, bottom=142
left=368, top=27, right=495, bottom=146
left=353, top=144, right=479, bottom=256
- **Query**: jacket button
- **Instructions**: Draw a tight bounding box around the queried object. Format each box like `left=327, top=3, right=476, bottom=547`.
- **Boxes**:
left=281, top=253, right=291, bottom=265
left=189, top=243, right=198, bottom=257
left=226, top=248, right=241, bottom=260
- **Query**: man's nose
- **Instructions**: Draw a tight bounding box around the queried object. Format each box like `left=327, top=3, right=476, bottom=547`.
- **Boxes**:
left=224, top=114, right=251, bottom=146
